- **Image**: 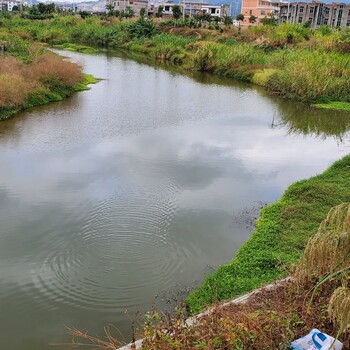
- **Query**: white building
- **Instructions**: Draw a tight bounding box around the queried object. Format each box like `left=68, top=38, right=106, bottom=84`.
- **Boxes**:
left=201, top=4, right=230, bottom=17
left=0, top=0, right=25, bottom=11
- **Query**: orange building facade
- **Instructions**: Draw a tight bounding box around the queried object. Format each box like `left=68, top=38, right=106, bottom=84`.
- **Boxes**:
left=241, top=0, right=283, bottom=25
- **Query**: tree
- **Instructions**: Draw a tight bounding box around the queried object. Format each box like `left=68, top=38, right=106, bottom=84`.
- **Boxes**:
left=172, top=4, right=182, bottom=20
left=236, top=13, right=244, bottom=22
left=139, top=7, right=145, bottom=18
left=37, top=2, right=55, bottom=14
left=303, top=19, right=312, bottom=28
left=261, top=16, right=277, bottom=26
left=249, top=15, right=257, bottom=23
left=105, top=3, right=115, bottom=16
left=156, top=5, right=163, bottom=18
left=224, top=16, right=233, bottom=26
left=124, top=6, right=134, bottom=18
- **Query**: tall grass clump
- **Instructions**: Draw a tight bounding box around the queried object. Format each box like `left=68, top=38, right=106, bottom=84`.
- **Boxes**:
left=31, top=53, right=83, bottom=89
left=0, top=56, right=38, bottom=108
left=296, top=203, right=350, bottom=281
left=295, top=203, right=350, bottom=336
left=267, top=49, right=350, bottom=102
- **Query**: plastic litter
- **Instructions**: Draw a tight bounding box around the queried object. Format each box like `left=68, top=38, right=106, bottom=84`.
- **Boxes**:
left=290, top=328, right=343, bottom=350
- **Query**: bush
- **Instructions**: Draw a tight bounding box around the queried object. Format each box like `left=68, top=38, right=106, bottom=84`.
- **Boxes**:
left=31, top=53, right=83, bottom=89
left=127, top=18, right=158, bottom=38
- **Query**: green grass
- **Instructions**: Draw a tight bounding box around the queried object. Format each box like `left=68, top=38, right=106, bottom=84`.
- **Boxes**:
left=313, top=101, right=350, bottom=111
left=74, top=73, right=100, bottom=91
left=187, top=155, right=350, bottom=313
left=52, top=43, right=99, bottom=54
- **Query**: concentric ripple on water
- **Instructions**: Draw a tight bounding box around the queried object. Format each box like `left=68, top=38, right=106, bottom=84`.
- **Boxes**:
left=29, top=175, right=186, bottom=312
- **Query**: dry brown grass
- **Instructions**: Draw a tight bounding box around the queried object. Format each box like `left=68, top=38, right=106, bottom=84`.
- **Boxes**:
left=0, top=74, right=37, bottom=108
left=0, top=53, right=83, bottom=110
left=329, top=286, right=350, bottom=334
left=296, top=203, right=350, bottom=282
left=0, top=56, right=39, bottom=108
left=136, top=280, right=348, bottom=349
left=31, top=53, right=83, bottom=88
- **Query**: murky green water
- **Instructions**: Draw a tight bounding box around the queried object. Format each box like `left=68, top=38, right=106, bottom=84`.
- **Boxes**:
left=0, top=50, right=349, bottom=350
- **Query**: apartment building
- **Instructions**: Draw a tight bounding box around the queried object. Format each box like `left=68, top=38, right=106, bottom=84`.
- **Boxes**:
left=280, top=1, right=350, bottom=28
left=241, top=0, right=285, bottom=25
left=0, top=0, right=24, bottom=11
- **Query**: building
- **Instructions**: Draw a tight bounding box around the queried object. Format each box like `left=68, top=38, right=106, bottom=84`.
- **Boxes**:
left=0, top=0, right=25, bottom=11
left=109, top=0, right=148, bottom=15
left=147, top=0, right=231, bottom=18
left=280, top=1, right=350, bottom=28
left=178, top=0, right=231, bottom=17
left=241, top=0, right=286, bottom=25
left=201, top=4, right=230, bottom=17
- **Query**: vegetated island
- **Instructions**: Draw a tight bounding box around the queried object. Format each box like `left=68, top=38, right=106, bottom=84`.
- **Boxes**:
left=0, top=31, right=98, bottom=121
left=2, top=13, right=350, bottom=111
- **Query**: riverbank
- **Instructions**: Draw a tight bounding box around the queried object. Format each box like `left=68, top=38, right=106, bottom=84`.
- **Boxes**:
left=187, top=154, right=350, bottom=312
left=0, top=33, right=98, bottom=121
left=2, top=15, right=350, bottom=110
left=0, top=73, right=98, bottom=121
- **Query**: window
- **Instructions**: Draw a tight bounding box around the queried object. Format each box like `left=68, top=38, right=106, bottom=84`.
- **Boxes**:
left=164, top=6, right=169, bottom=10
left=261, top=10, right=265, bottom=14
left=298, top=16, right=303, bottom=22
left=300, top=6, right=304, bottom=12
left=250, top=9, right=252, bottom=14
left=325, top=8, right=330, bottom=15
left=310, top=7, right=314, bottom=14
left=211, top=8, right=215, bottom=13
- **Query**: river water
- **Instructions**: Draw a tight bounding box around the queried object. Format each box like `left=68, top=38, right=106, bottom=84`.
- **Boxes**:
left=0, top=50, right=349, bottom=350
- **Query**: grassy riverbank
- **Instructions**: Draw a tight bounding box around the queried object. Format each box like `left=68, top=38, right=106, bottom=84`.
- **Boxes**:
left=187, top=155, right=350, bottom=312
left=0, top=33, right=97, bottom=120
left=2, top=15, right=350, bottom=108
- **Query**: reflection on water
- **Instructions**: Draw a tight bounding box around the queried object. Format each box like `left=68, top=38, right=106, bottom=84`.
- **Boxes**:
left=275, top=101, right=350, bottom=140
left=0, top=49, right=349, bottom=350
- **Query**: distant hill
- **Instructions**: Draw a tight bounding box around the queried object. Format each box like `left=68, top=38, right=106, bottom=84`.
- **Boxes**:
left=76, top=0, right=106, bottom=12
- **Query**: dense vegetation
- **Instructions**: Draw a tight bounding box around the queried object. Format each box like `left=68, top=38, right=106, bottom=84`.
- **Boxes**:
left=2, top=14, right=350, bottom=108
left=0, top=21, right=96, bottom=120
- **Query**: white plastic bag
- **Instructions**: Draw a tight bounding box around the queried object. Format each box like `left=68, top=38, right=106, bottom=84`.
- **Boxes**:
left=290, top=328, right=343, bottom=350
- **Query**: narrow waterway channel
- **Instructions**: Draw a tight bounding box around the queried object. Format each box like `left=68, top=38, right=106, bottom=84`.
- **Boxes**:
left=0, top=50, right=349, bottom=350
